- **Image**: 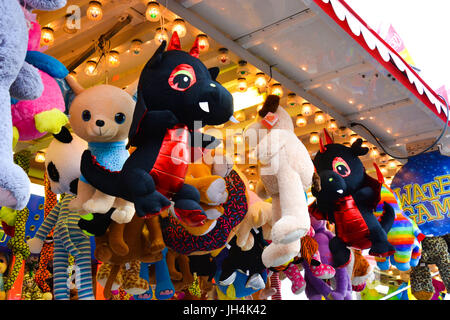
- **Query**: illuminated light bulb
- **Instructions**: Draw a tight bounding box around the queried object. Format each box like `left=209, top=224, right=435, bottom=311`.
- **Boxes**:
left=154, top=27, right=168, bottom=44
left=233, top=134, right=243, bottom=144
left=385, top=176, right=393, bottom=185
left=270, top=83, right=283, bottom=97
left=379, top=165, right=388, bottom=175
left=131, top=39, right=143, bottom=55
left=41, top=27, right=55, bottom=46
left=35, top=151, right=45, bottom=163
left=256, top=104, right=263, bottom=112
left=361, top=140, right=369, bottom=148
left=108, top=50, right=120, bottom=68
left=217, top=48, right=230, bottom=65
left=249, top=181, right=256, bottom=191
left=255, top=72, right=267, bottom=90
left=348, top=99, right=354, bottom=105
left=235, top=111, right=246, bottom=122
left=87, top=1, right=103, bottom=21
left=370, top=147, right=379, bottom=159
left=301, top=102, right=313, bottom=116
left=286, top=93, right=299, bottom=108
left=196, top=34, right=209, bottom=52
left=338, top=126, right=348, bottom=138
left=296, top=114, right=307, bottom=127
left=233, top=153, right=243, bottom=163
left=350, top=134, right=359, bottom=145
left=85, top=60, right=98, bottom=76
left=326, top=84, right=333, bottom=90
left=146, top=1, right=161, bottom=22
left=388, top=159, right=397, bottom=170
left=172, top=18, right=187, bottom=38
left=236, top=60, right=249, bottom=77
left=327, top=119, right=338, bottom=132
left=310, top=132, right=320, bottom=144
left=314, top=111, right=325, bottom=124
left=237, top=77, right=248, bottom=92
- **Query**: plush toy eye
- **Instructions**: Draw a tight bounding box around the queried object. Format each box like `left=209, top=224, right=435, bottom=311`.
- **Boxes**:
left=168, top=64, right=197, bottom=91
left=332, top=157, right=351, bottom=177
left=82, top=110, right=91, bottom=121
left=115, top=112, right=126, bottom=124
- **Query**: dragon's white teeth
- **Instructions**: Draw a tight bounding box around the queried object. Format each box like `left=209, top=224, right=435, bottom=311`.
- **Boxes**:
left=229, top=115, right=239, bottom=123
left=199, top=101, right=210, bottom=113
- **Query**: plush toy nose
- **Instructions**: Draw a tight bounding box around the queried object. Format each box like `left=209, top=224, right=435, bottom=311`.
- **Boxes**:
left=96, top=120, right=105, bottom=127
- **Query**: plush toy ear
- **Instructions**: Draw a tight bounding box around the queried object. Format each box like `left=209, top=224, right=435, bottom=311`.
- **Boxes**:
left=65, top=74, right=85, bottom=95
left=52, top=126, right=73, bottom=144
left=144, top=40, right=167, bottom=70
left=258, top=95, right=280, bottom=118
left=351, top=138, right=369, bottom=156
left=208, top=67, right=220, bottom=81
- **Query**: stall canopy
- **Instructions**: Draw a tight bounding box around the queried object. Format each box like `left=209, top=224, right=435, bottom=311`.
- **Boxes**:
left=167, top=0, right=449, bottom=157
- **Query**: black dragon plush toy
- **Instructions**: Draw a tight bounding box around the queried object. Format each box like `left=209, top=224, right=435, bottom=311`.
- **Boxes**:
left=309, top=129, right=396, bottom=267
left=80, top=32, right=234, bottom=228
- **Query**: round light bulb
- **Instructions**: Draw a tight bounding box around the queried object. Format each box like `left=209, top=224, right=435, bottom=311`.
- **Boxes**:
left=271, top=83, right=283, bottom=97
left=154, top=27, right=168, bottom=44
left=217, top=48, right=230, bottom=65
left=41, top=27, right=55, bottom=46
left=197, top=34, right=209, bottom=52
left=296, top=114, right=307, bottom=127
left=255, top=72, right=267, bottom=90
left=237, top=77, right=247, bottom=92
left=287, top=93, right=299, bottom=108
left=108, top=50, right=120, bottom=68
left=146, top=1, right=161, bottom=22
left=310, top=132, right=320, bottom=144
left=172, top=18, right=187, bottom=38
left=35, top=151, right=46, bottom=163
left=327, top=119, right=338, bottom=132
left=314, top=111, right=326, bottom=124
left=131, top=39, right=143, bottom=55
left=370, top=147, right=379, bottom=159
left=350, top=134, right=359, bottom=145
left=301, top=102, right=313, bottom=116
left=87, top=1, right=103, bottom=21
left=85, top=60, right=98, bottom=76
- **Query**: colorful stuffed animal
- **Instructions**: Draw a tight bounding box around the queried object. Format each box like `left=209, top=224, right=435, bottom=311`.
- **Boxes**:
left=11, top=20, right=68, bottom=142
left=79, top=31, right=234, bottom=227
left=0, top=0, right=65, bottom=211
left=244, top=95, right=315, bottom=268
left=27, top=127, right=94, bottom=300
left=309, top=130, right=396, bottom=267
left=66, top=75, right=136, bottom=226
left=373, top=179, right=424, bottom=271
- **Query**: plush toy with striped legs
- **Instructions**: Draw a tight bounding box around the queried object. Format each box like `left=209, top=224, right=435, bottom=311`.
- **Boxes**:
left=27, top=128, right=94, bottom=299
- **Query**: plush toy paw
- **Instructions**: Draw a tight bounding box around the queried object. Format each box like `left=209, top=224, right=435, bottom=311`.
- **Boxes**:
left=219, top=271, right=237, bottom=286
left=111, top=206, right=134, bottom=224
left=27, top=238, right=44, bottom=254
left=0, top=158, right=31, bottom=210
left=310, top=263, right=335, bottom=280
left=369, top=241, right=396, bottom=258
left=204, top=206, right=223, bottom=220
left=245, top=273, right=266, bottom=291
left=97, top=263, right=122, bottom=291
left=82, top=198, right=114, bottom=214
left=34, top=109, right=68, bottom=134
left=205, top=178, right=228, bottom=205
left=262, top=241, right=300, bottom=268
left=0, top=206, right=17, bottom=227
left=271, top=215, right=308, bottom=244
left=134, top=191, right=171, bottom=217
left=173, top=200, right=207, bottom=227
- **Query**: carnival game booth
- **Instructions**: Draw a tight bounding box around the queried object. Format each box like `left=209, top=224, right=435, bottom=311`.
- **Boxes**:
left=0, top=0, right=448, bottom=301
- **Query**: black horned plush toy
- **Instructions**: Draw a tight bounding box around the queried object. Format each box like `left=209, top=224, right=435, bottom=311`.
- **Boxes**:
left=80, top=32, right=234, bottom=228
left=308, top=129, right=396, bottom=267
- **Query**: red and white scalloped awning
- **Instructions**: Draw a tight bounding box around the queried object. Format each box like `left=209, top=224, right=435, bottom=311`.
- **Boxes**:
left=168, top=0, right=447, bottom=154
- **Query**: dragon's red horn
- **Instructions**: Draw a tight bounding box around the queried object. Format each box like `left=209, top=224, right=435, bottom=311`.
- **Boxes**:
left=323, top=128, right=334, bottom=145
left=189, top=36, right=200, bottom=58
left=167, top=31, right=181, bottom=51
left=373, top=162, right=385, bottom=184
left=319, top=137, right=325, bottom=153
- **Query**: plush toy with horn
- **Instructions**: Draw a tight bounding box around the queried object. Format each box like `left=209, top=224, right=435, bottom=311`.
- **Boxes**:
left=309, top=129, right=396, bottom=267
left=79, top=31, right=234, bottom=228
left=243, top=94, right=315, bottom=268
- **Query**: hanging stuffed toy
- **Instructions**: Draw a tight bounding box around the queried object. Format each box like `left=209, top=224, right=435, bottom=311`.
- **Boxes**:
left=66, top=75, right=136, bottom=226
left=27, top=127, right=95, bottom=300
left=79, top=31, right=234, bottom=228
left=309, top=129, right=396, bottom=267
left=243, top=95, right=315, bottom=268
left=0, top=0, right=66, bottom=211
left=11, top=20, right=68, bottom=142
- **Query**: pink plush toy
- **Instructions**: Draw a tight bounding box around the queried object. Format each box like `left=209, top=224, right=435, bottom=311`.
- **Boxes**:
left=11, top=21, right=68, bottom=141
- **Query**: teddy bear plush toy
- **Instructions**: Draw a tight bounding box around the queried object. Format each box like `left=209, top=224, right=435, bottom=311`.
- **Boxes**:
left=244, top=95, right=315, bottom=268
left=0, top=0, right=66, bottom=212
left=309, top=129, right=396, bottom=267
left=27, top=127, right=95, bottom=300
left=79, top=31, right=234, bottom=227
left=11, top=20, right=68, bottom=142
left=66, top=75, right=136, bottom=226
